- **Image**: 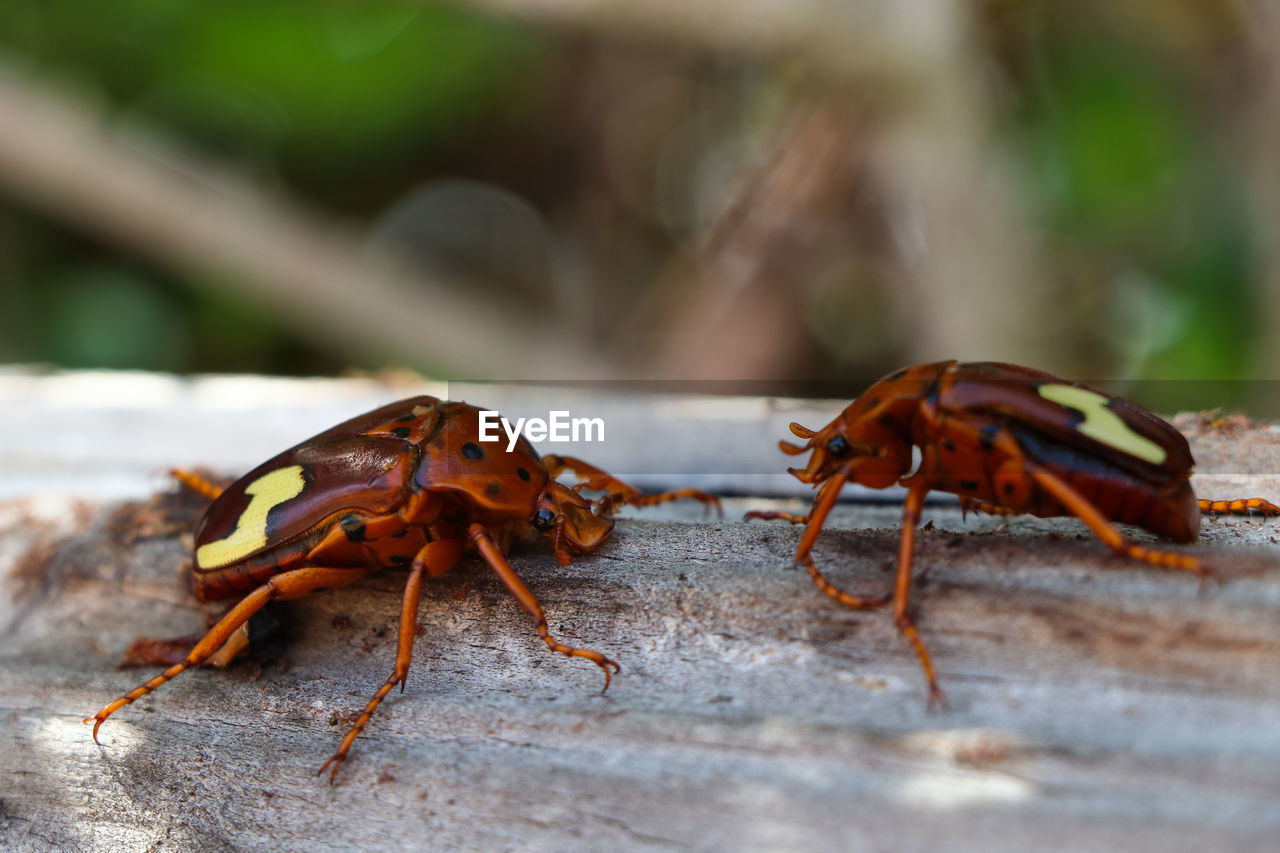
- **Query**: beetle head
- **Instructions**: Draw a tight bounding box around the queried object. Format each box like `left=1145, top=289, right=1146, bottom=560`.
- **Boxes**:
left=781, top=420, right=906, bottom=489
left=534, top=481, right=615, bottom=565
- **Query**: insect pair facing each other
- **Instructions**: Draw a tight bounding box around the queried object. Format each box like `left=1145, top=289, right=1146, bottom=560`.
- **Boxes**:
left=83, top=397, right=718, bottom=780
left=86, top=365, right=1278, bottom=777
left=749, top=360, right=1280, bottom=708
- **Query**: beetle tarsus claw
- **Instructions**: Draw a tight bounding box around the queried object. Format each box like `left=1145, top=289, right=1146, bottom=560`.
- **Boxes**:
left=594, top=656, right=620, bottom=694
left=84, top=716, right=104, bottom=743
left=317, top=754, right=346, bottom=783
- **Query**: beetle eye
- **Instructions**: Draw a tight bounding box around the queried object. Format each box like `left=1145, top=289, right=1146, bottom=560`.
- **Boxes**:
left=825, top=435, right=850, bottom=457
left=532, top=508, right=557, bottom=531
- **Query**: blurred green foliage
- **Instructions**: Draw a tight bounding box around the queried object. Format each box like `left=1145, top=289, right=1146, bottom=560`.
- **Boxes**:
left=1002, top=12, right=1261, bottom=398
left=8, top=1, right=544, bottom=180
left=0, top=0, right=548, bottom=372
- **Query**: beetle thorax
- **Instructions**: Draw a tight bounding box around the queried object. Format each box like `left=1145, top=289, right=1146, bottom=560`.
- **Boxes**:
left=417, top=402, right=551, bottom=520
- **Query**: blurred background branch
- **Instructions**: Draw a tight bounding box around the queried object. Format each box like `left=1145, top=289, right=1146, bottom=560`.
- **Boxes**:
left=0, top=66, right=608, bottom=378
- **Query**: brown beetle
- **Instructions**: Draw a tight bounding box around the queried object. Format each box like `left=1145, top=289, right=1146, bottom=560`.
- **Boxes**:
left=750, top=361, right=1279, bottom=707
left=86, top=397, right=717, bottom=779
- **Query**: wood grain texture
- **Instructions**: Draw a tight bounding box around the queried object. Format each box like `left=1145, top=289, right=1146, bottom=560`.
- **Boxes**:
left=3, top=374, right=1280, bottom=852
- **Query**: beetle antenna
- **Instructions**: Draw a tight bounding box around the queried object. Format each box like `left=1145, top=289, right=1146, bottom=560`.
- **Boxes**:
left=789, top=423, right=817, bottom=439
left=779, top=440, right=807, bottom=456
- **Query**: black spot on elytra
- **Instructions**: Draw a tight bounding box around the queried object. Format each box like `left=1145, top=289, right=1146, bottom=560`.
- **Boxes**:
left=959, top=479, right=979, bottom=492
left=1003, top=482, right=1016, bottom=495
left=485, top=481, right=501, bottom=497
left=389, top=528, right=408, bottom=538
left=340, top=514, right=367, bottom=542
left=462, top=441, right=484, bottom=461
left=390, top=427, right=411, bottom=439
left=941, top=438, right=956, bottom=452
left=877, top=413, right=898, bottom=431
left=517, top=467, right=531, bottom=482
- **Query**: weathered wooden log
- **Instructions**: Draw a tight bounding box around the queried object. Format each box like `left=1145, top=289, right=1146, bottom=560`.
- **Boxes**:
left=3, top=375, right=1279, bottom=851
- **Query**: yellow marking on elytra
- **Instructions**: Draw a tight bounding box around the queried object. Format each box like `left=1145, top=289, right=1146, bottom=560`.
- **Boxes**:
left=195, top=465, right=307, bottom=569
left=1037, top=384, right=1167, bottom=465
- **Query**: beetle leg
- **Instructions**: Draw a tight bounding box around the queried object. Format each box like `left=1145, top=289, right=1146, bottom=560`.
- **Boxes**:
left=792, top=471, right=847, bottom=565
left=85, top=565, right=375, bottom=742
left=889, top=481, right=946, bottom=710
left=795, top=483, right=884, bottom=612
left=957, top=497, right=1019, bottom=521
left=468, top=522, right=620, bottom=691
left=542, top=454, right=721, bottom=516
left=1198, top=497, right=1280, bottom=517
left=541, top=453, right=609, bottom=483
left=792, top=474, right=946, bottom=709
left=318, top=538, right=464, bottom=782
left=744, top=509, right=810, bottom=525
left=170, top=468, right=225, bottom=501
left=1026, top=464, right=1205, bottom=575
left=792, top=476, right=890, bottom=616
left=599, top=487, right=722, bottom=516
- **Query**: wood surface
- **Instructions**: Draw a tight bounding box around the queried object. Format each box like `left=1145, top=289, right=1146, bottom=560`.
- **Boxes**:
left=2, top=372, right=1279, bottom=852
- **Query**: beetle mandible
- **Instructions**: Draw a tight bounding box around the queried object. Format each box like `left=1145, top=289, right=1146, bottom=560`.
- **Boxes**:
left=85, top=396, right=718, bottom=779
left=748, top=361, right=1279, bottom=707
